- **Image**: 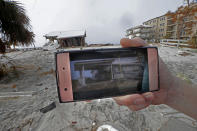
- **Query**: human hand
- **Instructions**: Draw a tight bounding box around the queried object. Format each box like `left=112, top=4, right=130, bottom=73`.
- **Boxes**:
left=114, top=37, right=174, bottom=111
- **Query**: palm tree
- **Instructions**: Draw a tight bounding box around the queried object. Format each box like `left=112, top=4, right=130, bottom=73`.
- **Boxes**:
left=0, top=0, right=34, bottom=53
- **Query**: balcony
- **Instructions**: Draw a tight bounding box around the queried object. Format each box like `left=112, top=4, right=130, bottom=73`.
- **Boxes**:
left=167, top=17, right=173, bottom=20
left=166, top=30, right=176, bottom=32
left=180, top=34, right=189, bottom=38
left=133, top=30, right=151, bottom=34
left=167, top=23, right=176, bottom=26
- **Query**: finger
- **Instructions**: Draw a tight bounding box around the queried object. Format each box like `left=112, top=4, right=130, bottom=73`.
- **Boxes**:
left=127, top=93, right=154, bottom=111
left=113, top=94, right=146, bottom=106
left=120, top=37, right=147, bottom=48
left=142, top=92, right=154, bottom=104
left=128, top=102, right=150, bottom=111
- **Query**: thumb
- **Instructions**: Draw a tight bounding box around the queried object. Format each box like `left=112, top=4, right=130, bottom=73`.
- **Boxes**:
left=120, top=37, right=147, bottom=48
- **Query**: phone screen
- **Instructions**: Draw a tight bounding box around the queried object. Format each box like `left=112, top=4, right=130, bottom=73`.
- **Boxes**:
left=69, top=48, right=149, bottom=100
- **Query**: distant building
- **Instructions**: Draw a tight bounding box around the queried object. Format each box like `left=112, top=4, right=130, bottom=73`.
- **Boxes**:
left=44, top=30, right=86, bottom=47
left=142, top=2, right=197, bottom=40
left=127, top=2, right=197, bottom=41
left=143, top=15, right=168, bottom=40
left=165, top=3, right=197, bottom=40
left=126, top=25, right=153, bottom=40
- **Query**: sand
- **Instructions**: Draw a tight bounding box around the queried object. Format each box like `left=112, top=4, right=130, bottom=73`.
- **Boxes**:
left=0, top=44, right=197, bottom=131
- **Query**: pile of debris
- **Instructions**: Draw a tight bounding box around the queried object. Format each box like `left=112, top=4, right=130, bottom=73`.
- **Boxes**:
left=42, top=41, right=60, bottom=51
left=87, top=43, right=114, bottom=47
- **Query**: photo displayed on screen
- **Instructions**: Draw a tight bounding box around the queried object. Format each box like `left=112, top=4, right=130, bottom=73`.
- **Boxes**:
left=70, top=49, right=148, bottom=100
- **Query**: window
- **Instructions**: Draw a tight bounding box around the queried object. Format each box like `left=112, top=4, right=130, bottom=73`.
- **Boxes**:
left=160, top=23, right=165, bottom=26
left=160, top=17, right=165, bottom=21
left=159, top=29, right=164, bottom=32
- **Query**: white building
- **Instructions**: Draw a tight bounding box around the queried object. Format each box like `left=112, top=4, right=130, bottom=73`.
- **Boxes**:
left=126, top=25, right=153, bottom=40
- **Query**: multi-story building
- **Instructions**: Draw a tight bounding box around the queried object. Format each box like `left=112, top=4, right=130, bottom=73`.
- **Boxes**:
left=127, top=2, right=197, bottom=41
left=126, top=25, right=152, bottom=40
left=166, top=2, right=197, bottom=40
left=143, top=15, right=168, bottom=40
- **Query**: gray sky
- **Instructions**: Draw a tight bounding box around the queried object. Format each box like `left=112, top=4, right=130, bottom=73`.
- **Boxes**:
left=19, top=0, right=183, bottom=46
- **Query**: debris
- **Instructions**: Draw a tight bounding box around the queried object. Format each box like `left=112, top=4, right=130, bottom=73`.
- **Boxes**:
left=1, top=45, right=197, bottom=131
left=36, top=66, right=42, bottom=71
left=42, top=49, right=49, bottom=51
left=12, top=84, right=17, bottom=88
left=71, top=121, right=77, bottom=125
left=14, top=65, right=35, bottom=70
left=36, top=83, right=43, bottom=86
left=40, top=102, right=56, bottom=113
left=42, top=41, right=60, bottom=50
left=0, top=96, right=20, bottom=101
left=92, top=122, right=96, bottom=126
left=40, top=69, right=55, bottom=76
left=87, top=44, right=114, bottom=47
left=0, top=91, right=34, bottom=98
left=177, top=51, right=192, bottom=56
left=97, top=125, right=118, bottom=131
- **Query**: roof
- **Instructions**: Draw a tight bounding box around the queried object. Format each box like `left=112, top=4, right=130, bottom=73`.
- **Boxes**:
left=143, top=15, right=166, bottom=23
left=44, top=30, right=86, bottom=39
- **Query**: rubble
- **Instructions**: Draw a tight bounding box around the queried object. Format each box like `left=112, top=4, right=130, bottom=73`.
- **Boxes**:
left=0, top=45, right=197, bottom=131
left=40, top=102, right=56, bottom=113
left=177, top=50, right=192, bottom=56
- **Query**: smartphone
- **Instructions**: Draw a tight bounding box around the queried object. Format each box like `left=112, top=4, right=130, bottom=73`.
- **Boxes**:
left=55, top=47, right=159, bottom=103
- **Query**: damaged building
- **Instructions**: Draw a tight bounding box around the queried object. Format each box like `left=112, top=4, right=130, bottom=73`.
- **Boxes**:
left=44, top=30, right=86, bottom=47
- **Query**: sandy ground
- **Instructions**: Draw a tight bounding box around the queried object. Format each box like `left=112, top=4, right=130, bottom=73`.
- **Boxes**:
left=0, top=44, right=197, bottom=131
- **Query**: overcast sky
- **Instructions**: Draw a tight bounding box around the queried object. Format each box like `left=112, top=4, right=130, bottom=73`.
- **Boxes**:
left=19, top=0, right=183, bottom=46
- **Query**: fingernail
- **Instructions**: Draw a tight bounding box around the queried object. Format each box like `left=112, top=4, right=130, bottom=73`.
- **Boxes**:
left=144, top=94, right=153, bottom=99
left=134, top=98, right=145, bottom=105
left=144, top=94, right=153, bottom=104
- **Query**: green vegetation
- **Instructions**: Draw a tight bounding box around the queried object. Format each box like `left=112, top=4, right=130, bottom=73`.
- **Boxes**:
left=0, top=0, right=34, bottom=53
